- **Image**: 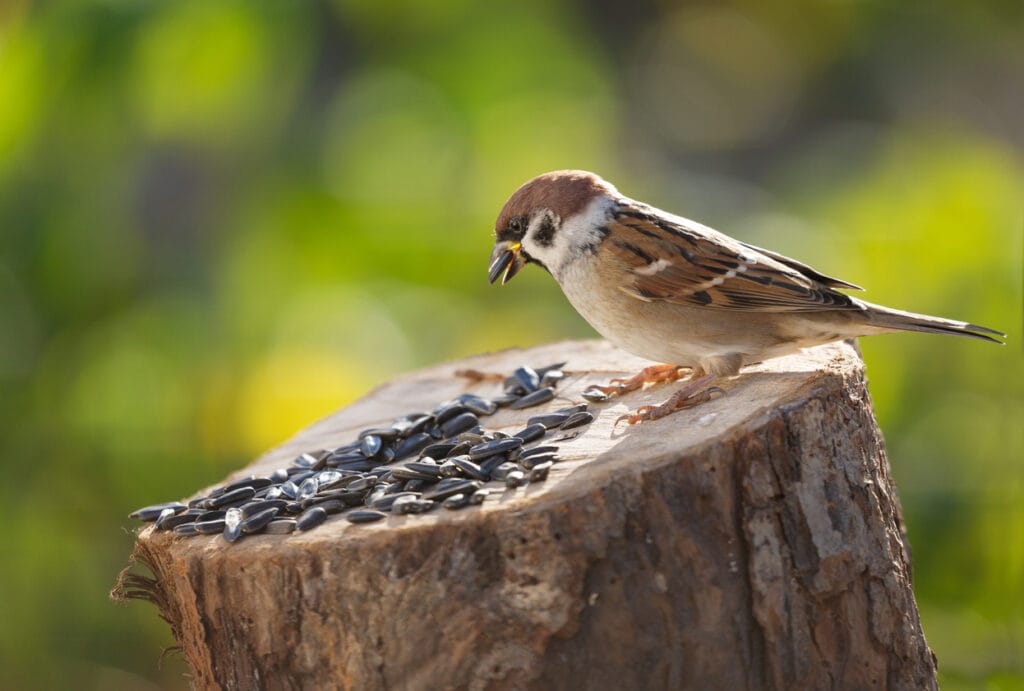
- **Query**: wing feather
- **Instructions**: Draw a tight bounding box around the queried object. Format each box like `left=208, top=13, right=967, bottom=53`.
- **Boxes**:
left=607, top=205, right=865, bottom=313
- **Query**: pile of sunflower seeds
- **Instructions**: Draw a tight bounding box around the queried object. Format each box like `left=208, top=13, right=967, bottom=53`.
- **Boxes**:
left=129, top=363, right=595, bottom=542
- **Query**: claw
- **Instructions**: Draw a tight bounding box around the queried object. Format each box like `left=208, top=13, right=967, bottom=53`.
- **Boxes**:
left=613, top=375, right=722, bottom=425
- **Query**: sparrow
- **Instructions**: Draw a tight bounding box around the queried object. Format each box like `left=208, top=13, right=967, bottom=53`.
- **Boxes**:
left=488, top=170, right=1005, bottom=424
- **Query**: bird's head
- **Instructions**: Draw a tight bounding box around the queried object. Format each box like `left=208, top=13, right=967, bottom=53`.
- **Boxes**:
left=488, top=170, right=618, bottom=285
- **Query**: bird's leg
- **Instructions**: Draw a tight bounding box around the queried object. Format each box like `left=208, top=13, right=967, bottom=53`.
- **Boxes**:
left=615, top=374, right=723, bottom=426
left=582, top=364, right=687, bottom=401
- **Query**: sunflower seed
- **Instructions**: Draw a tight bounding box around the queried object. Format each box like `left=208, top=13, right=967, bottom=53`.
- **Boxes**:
left=456, top=394, right=498, bottom=416
left=210, top=487, right=256, bottom=508
left=422, top=442, right=457, bottom=459
left=505, top=470, right=526, bottom=488
left=561, top=411, right=595, bottom=430
left=440, top=412, right=479, bottom=438
left=469, top=437, right=523, bottom=460
left=130, top=502, right=187, bottom=521
left=442, top=493, right=471, bottom=510
left=490, top=463, right=519, bottom=481
left=528, top=461, right=553, bottom=482
left=370, top=492, right=419, bottom=512
left=264, top=519, right=297, bottom=534
left=222, top=477, right=273, bottom=494
left=520, top=453, right=557, bottom=469
left=195, top=519, right=227, bottom=534
left=394, top=432, right=433, bottom=460
left=360, top=435, right=383, bottom=458
left=296, top=477, right=319, bottom=501
left=157, top=510, right=202, bottom=530
left=450, top=456, right=488, bottom=481
left=513, top=423, right=547, bottom=444
left=240, top=507, right=279, bottom=533
left=509, top=387, right=556, bottom=409
left=347, top=510, right=387, bottom=524
left=469, top=489, right=491, bottom=505
left=293, top=452, right=323, bottom=470
left=491, top=393, right=519, bottom=407
left=581, top=387, right=610, bottom=402
left=424, top=479, right=482, bottom=502
left=296, top=507, right=328, bottom=531
left=223, top=508, right=243, bottom=542
left=540, top=368, right=565, bottom=386
left=174, top=524, right=199, bottom=537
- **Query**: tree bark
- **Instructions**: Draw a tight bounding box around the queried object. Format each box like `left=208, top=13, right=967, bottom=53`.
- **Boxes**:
left=114, top=339, right=937, bottom=690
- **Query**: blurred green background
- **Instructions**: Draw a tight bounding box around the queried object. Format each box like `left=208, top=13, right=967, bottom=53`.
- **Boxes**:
left=0, top=0, right=1021, bottom=688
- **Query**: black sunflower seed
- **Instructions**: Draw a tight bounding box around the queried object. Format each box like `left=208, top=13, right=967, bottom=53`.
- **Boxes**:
left=264, top=519, right=297, bottom=534
left=491, top=393, right=520, bottom=407
left=195, top=519, right=227, bottom=534
left=240, top=507, right=279, bottom=533
left=508, top=366, right=540, bottom=393
left=581, top=387, right=609, bottom=402
left=394, top=432, right=433, bottom=460
left=360, top=435, right=383, bottom=458
left=370, top=492, right=420, bottom=512
left=456, top=394, right=498, bottom=416
left=222, top=477, right=273, bottom=494
left=314, top=499, right=347, bottom=515
left=422, top=442, right=457, bottom=459
left=405, top=461, right=443, bottom=478
left=223, top=509, right=243, bottom=543
left=347, top=510, right=387, bottom=524
left=442, top=493, right=471, bottom=510
left=157, top=510, right=201, bottom=530
left=527, top=413, right=570, bottom=429
left=469, top=489, right=491, bottom=505
left=508, top=387, right=556, bottom=409
left=540, top=369, right=565, bottom=386
left=424, top=479, right=482, bottom=502
left=469, top=437, right=523, bottom=460
left=520, top=453, right=557, bottom=470
left=174, top=524, right=199, bottom=537
left=360, top=427, right=401, bottom=441
left=130, top=502, right=187, bottom=521
left=489, top=463, right=519, bottom=481
left=439, top=461, right=461, bottom=478
left=210, top=487, right=256, bottom=508
left=561, top=411, right=595, bottom=430
left=513, top=424, right=547, bottom=444
left=440, top=412, right=479, bottom=438
left=449, top=456, right=488, bottom=481
left=296, top=507, right=328, bottom=531
left=505, top=470, right=526, bottom=488
left=528, top=461, right=553, bottom=482
left=292, top=452, right=325, bottom=470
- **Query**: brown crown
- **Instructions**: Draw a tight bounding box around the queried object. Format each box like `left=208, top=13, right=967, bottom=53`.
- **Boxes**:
left=495, top=170, right=612, bottom=233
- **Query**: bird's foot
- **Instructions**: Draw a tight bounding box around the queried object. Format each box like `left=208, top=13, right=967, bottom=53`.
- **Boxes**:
left=582, top=364, right=686, bottom=401
left=615, top=374, right=722, bottom=425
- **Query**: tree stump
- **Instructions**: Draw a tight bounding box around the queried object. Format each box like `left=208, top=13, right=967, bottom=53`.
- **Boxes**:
left=115, top=339, right=938, bottom=690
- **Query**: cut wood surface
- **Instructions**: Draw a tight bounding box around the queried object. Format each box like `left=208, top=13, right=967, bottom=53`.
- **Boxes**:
left=121, top=339, right=937, bottom=690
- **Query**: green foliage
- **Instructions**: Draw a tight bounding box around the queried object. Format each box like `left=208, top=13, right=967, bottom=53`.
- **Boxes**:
left=0, top=1, right=1021, bottom=687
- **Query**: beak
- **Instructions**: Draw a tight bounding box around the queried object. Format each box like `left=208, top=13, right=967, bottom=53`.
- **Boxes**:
left=488, top=240, right=525, bottom=285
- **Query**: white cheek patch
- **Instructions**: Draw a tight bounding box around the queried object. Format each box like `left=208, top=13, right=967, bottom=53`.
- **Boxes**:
left=528, top=195, right=617, bottom=281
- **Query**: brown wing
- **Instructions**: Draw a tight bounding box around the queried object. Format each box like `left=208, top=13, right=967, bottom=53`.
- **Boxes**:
left=606, top=205, right=865, bottom=313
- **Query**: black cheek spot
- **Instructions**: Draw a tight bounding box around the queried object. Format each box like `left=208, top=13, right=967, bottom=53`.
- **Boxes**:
left=533, top=215, right=557, bottom=247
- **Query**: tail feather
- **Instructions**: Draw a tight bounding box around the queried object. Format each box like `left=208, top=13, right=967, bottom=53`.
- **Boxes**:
left=862, top=301, right=1005, bottom=344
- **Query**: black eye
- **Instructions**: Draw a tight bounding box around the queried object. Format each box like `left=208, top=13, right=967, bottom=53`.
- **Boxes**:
left=509, top=217, right=523, bottom=233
